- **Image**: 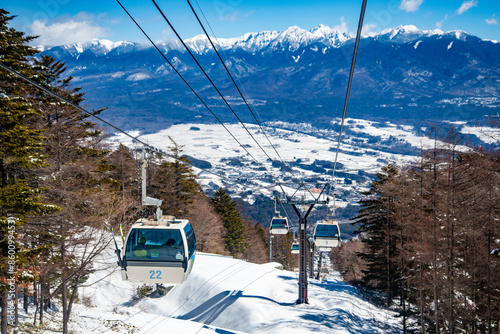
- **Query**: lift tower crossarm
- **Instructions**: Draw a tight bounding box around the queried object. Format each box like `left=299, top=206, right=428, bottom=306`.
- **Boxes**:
left=276, top=182, right=330, bottom=304
left=276, top=182, right=330, bottom=206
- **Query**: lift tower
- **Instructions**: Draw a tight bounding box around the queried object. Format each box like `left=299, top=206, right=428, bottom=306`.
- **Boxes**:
left=277, top=182, right=329, bottom=304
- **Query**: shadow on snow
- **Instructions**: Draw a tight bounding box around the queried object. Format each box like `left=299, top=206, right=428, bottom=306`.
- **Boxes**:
left=178, top=290, right=295, bottom=324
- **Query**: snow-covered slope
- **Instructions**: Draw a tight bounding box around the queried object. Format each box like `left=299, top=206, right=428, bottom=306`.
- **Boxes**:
left=68, top=248, right=401, bottom=333
left=108, top=119, right=493, bottom=211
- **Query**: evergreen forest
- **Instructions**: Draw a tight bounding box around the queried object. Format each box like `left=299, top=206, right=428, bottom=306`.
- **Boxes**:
left=331, top=133, right=500, bottom=333
left=0, top=10, right=274, bottom=333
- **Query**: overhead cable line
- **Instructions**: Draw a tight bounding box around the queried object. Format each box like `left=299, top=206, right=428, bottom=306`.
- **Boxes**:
left=192, top=0, right=273, bottom=142
left=191, top=0, right=308, bottom=193
left=116, top=0, right=308, bottom=212
left=0, top=62, right=236, bottom=184
left=186, top=0, right=293, bottom=174
left=328, top=0, right=367, bottom=209
left=278, top=201, right=293, bottom=227
left=115, top=0, right=259, bottom=165
left=151, top=0, right=279, bottom=169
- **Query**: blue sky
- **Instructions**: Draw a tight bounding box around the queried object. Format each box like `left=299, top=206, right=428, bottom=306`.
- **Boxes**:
left=3, top=0, right=499, bottom=45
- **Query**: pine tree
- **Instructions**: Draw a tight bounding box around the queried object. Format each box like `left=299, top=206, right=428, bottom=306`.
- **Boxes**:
left=0, top=9, right=60, bottom=334
left=25, top=55, right=135, bottom=333
left=330, top=239, right=366, bottom=284
left=241, top=221, right=268, bottom=263
left=351, top=143, right=500, bottom=333
left=150, top=137, right=202, bottom=217
left=0, top=9, right=37, bottom=92
left=211, top=188, right=247, bottom=258
left=274, top=232, right=294, bottom=270
left=353, top=165, right=401, bottom=306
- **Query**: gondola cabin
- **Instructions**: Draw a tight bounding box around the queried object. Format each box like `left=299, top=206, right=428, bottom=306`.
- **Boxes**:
left=313, top=220, right=341, bottom=252
left=291, top=242, right=300, bottom=254
left=270, top=216, right=289, bottom=235
left=121, top=216, right=196, bottom=284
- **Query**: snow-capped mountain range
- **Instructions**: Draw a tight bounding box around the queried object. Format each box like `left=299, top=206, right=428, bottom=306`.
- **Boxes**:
left=42, top=24, right=489, bottom=56
left=39, top=24, right=500, bottom=132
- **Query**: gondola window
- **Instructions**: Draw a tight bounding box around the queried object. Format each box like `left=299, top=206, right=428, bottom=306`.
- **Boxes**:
left=125, top=228, right=185, bottom=261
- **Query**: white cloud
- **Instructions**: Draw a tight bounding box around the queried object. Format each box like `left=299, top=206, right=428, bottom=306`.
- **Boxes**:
left=243, top=11, right=254, bottom=18
left=485, top=15, right=498, bottom=25
left=457, top=0, right=478, bottom=15
left=399, top=0, right=423, bottom=12
left=219, top=10, right=253, bottom=22
left=221, top=10, right=239, bottom=22
left=155, top=29, right=173, bottom=43
left=126, top=73, right=151, bottom=81
left=436, top=14, right=448, bottom=28
left=361, top=23, right=378, bottom=37
left=28, top=15, right=109, bottom=45
left=333, top=16, right=349, bottom=35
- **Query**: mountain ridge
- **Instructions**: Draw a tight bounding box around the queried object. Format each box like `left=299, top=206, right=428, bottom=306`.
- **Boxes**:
left=38, top=24, right=500, bottom=133
left=38, top=24, right=492, bottom=56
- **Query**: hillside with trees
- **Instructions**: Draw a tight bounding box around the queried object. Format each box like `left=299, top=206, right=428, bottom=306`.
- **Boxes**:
left=0, top=10, right=269, bottom=333
left=331, top=130, right=500, bottom=333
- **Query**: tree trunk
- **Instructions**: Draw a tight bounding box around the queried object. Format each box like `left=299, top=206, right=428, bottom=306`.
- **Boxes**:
left=386, top=198, right=391, bottom=308
left=487, top=190, right=493, bottom=334
left=13, top=285, right=18, bottom=334
left=1, top=290, right=8, bottom=334
left=419, top=151, right=425, bottom=334
left=39, top=279, right=43, bottom=324
left=23, top=288, right=28, bottom=314
left=419, top=263, right=425, bottom=334
left=433, top=200, right=439, bottom=333
left=487, top=232, right=493, bottom=334
left=400, top=200, right=406, bottom=334
left=472, top=230, right=478, bottom=334
left=42, top=282, right=50, bottom=313
left=448, top=146, right=455, bottom=334
left=62, top=277, right=68, bottom=334
left=432, top=136, right=440, bottom=334
left=66, top=272, right=81, bottom=321
left=32, top=284, right=37, bottom=326
left=61, top=240, right=69, bottom=334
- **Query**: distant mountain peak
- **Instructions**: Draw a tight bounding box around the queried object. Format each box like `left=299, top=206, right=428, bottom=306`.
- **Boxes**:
left=282, top=25, right=306, bottom=34
left=447, top=30, right=470, bottom=41
left=379, top=25, right=425, bottom=41
left=38, top=23, right=499, bottom=132
left=41, top=24, right=486, bottom=56
left=49, top=39, right=140, bottom=57
left=393, top=24, right=420, bottom=33
left=311, top=24, right=338, bottom=35
left=377, top=25, right=476, bottom=43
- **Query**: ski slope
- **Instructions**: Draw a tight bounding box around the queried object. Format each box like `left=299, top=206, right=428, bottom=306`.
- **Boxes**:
left=69, top=248, right=402, bottom=333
